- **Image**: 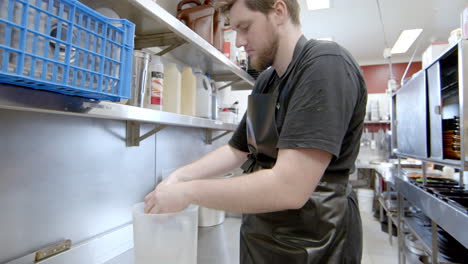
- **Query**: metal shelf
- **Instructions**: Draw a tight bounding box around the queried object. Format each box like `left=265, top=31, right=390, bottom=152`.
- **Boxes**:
left=81, top=0, right=255, bottom=87
left=394, top=152, right=468, bottom=170
left=394, top=175, right=468, bottom=249
left=403, top=216, right=455, bottom=264
left=0, top=84, right=237, bottom=131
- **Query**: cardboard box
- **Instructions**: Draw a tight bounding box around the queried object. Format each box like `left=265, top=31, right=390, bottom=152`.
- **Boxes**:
left=422, top=42, right=450, bottom=69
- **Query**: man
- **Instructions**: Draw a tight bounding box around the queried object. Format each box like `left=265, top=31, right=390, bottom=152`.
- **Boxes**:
left=144, top=0, right=367, bottom=263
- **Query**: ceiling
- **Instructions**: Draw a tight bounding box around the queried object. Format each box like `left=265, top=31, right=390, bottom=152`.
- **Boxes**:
left=298, top=0, right=468, bottom=65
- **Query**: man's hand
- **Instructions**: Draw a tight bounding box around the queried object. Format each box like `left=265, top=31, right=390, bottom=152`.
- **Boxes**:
left=144, top=181, right=193, bottom=214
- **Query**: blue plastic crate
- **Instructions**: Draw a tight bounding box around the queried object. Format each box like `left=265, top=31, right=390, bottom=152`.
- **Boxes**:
left=0, top=0, right=134, bottom=101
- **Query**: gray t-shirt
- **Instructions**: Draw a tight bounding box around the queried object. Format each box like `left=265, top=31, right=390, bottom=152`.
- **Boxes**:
left=229, top=37, right=367, bottom=175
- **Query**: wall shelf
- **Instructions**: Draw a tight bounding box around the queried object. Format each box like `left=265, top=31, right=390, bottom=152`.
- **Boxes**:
left=0, top=84, right=237, bottom=146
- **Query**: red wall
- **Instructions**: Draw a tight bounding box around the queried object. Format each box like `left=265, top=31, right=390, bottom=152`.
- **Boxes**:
left=361, top=62, right=422, bottom=94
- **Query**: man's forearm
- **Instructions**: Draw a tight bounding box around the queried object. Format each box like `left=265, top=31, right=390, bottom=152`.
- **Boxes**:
left=183, top=169, right=304, bottom=214
left=174, top=144, right=248, bottom=182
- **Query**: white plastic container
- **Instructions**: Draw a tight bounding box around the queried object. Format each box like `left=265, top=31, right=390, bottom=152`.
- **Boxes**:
left=163, top=63, right=181, bottom=114
left=194, top=69, right=212, bottom=118
left=181, top=66, right=197, bottom=116
left=132, top=203, right=198, bottom=264
left=145, top=55, right=164, bottom=110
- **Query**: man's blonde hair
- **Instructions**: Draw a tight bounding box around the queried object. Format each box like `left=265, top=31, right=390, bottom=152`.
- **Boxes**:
left=216, top=0, right=301, bottom=26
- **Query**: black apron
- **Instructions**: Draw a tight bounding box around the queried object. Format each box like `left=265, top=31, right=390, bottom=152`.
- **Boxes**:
left=239, top=42, right=363, bottom=264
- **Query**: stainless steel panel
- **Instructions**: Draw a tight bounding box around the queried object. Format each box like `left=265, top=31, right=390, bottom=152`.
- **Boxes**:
left=427, top=63, right=443, bottom=159
left=396, top=71, right=428, bottom=157
left=0, top=110, right=156, bottom=263
left=155, top=126, right=230, bottom=183
left=394, top=176, right=468, bottom=248
left=0, top=84, right=237, bottom=131
left=80, top=0, right=255, bottom=87
left=461, top=40, right=468, bottom=163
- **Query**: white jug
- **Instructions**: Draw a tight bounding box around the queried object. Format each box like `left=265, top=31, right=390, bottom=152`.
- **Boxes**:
left=194, top=69, right=212, bottom=118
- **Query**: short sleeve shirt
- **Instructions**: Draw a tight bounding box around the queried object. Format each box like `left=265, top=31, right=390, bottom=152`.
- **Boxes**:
left=229, top=37, right=368, bottom=175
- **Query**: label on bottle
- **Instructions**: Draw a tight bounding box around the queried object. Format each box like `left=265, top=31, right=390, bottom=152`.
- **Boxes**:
left=150, top=71, right=163, bottom=107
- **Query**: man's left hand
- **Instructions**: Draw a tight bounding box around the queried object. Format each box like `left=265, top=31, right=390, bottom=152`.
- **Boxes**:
left=144, top=182, right=192, bottom=214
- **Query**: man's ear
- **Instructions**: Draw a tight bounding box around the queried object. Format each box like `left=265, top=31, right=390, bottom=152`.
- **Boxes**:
left=272, top=0, right=289, bottom=25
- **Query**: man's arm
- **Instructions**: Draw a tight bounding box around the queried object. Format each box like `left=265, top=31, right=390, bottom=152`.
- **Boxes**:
left=145, top=148, right=332, bottom=214
left=163, top=144, right=248, bottom=183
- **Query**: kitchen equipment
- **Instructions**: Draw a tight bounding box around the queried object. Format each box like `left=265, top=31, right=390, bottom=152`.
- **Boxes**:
left=194, top=69, right=212, bottom=118
left=163, top=63, right=181, bottom=113
left=177, top=0, right=214, bottom=45
left=404, top=234, right=429, bottom=264
left=132, top=203, right=198, bottom=264
left=198, top=206, right=225, bottom=227
left=206, top=0, right=224, bottom=51
left=181, top=66, right=197, bottom=116
left=129, top=50, right=150, bottom=107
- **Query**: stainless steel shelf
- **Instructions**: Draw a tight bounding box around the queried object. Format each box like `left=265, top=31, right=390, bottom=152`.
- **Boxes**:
left=403, top=216, right=454, bottom=263
left=81, top=0, right=255, bottom=87
left=394, top=175, right=468, bottom=248
left=395, top=152, right=468, bottom=170
left=0, top=84, right=237, bottom=131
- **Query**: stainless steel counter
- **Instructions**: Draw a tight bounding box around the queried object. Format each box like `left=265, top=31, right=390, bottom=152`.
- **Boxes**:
left=105, top=218, right=242, bottom=264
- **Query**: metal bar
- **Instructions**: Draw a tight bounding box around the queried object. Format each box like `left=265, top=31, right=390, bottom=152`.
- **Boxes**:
left=218, top=80, right=243, bottom=91
left=394, top=152, right=467, bottom=170
left=460, top=170, right=464, bottom=188
left=397, top=191, right=405, bottom=264
left=126, top=121, right=140, bottom=147
left=139, top=125, right=167, bottom=142
left=156, top=42, right=186, bottom=56
left=422, top=161, right=427, bottom=186
left=205, top=129, right=213, bottom=145
left=134, top=32, right=183, bottom=49
left=210, top=131, right=233, bottom=143
left=431, top=221, right=439, bottom=264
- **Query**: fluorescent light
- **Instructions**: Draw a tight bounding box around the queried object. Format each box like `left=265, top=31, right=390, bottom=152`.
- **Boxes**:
left=391, top=29, right=423, bottom=54
left=317, top=37, right=333, bottom=41
left=306, top=0, right=330, bottom=10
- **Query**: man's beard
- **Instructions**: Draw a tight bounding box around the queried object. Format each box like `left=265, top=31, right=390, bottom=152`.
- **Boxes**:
left=250, top=29, right=279, bottom=71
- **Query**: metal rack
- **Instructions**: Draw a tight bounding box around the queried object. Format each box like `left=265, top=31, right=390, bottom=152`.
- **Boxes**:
left=0, top=84, right=237, bottom=146
left=391, top=40, right=468, bottom=264
left=394, top=166, right=468, bottom=264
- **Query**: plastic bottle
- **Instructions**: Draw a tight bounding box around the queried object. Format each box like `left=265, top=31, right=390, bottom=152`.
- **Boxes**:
left=163, top=63, right=181, bottom=114
left=145, top=55, right=164, bottom=110
left=210, top=79, right=218, bottom=120
left=194, top=69, right=212, bottom=118
left=181, top=66, right=197, bottom=116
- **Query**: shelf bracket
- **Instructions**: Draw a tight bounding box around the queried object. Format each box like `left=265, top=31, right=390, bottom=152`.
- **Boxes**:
left=134, top=33, right=187, bottom=55
left=217, top=79, right=243, bottom=91
left=127, top=121, right=167, bottom=147
left=205, top=129, right=232, bottom=145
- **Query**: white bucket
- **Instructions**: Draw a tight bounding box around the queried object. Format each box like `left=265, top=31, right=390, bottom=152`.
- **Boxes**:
left=132, top=203, right=199, bottom=264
